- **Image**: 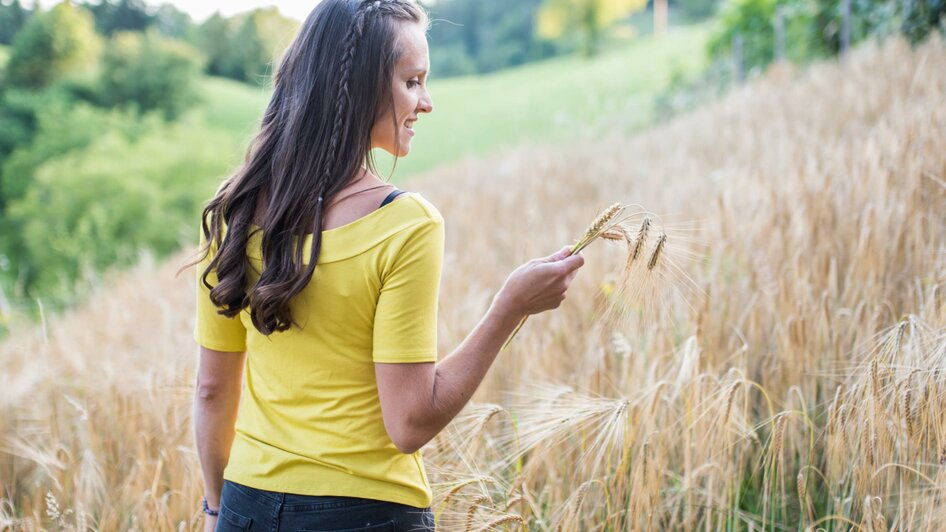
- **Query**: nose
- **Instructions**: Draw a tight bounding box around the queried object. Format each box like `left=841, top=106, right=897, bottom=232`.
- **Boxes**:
left=418, top=88, right=433, bottom=114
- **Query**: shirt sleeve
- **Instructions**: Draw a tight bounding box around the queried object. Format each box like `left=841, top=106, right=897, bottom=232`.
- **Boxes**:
left=194, top=215, right=248, bottom=352
left=372, top=218, right=444, bottom=363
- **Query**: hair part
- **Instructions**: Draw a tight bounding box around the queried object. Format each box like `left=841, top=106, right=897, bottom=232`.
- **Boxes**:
left=181, top=0, right=429, bottom=335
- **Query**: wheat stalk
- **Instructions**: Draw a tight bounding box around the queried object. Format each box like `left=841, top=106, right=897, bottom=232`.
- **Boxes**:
left=630, top=217, right=652, bottom=262
left=477, top=514, right=524, bottom=531
left=646, top=232, right=668, bottom=271
left=501, top=203, right=624, bottom=350
left=465, top=495, right=492, bottom=532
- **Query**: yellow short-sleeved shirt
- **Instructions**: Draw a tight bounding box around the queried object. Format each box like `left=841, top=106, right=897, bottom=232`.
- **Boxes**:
left=194, top=191, right=443, bottom=508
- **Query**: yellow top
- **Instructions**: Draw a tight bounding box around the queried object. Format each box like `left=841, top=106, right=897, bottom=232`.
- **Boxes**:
left=193, top=191, right=444, bottom=508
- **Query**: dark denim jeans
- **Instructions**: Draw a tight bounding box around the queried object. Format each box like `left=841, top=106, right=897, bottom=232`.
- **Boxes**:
left=215, top=480, right=435, bottom=532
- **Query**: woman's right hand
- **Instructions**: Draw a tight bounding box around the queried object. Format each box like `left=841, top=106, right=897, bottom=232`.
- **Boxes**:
left=494, top=245, right=586, bottom=318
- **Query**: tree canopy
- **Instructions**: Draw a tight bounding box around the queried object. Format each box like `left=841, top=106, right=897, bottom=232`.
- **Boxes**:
left=5, top=2, right=101, bottom=88
left=537, top=0, right=648, bottom=55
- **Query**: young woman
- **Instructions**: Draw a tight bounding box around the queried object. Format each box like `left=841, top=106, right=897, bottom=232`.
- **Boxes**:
left=191, top=1, right=585, bottom=530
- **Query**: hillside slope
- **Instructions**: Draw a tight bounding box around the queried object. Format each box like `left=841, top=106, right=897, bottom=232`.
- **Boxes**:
left=194, top=24, right=710, bottom=180
left=1, top=36, right=944, bottom=529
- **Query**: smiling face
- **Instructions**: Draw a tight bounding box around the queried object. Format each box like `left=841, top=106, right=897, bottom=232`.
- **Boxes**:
left=370, top=21, right=433, bottom=157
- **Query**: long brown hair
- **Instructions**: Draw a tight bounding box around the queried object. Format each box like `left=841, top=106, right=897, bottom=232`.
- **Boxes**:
left=182, top=0, right=429, bottom=335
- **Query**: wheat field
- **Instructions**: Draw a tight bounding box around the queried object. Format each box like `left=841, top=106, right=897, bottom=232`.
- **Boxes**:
left=1, top=36, right=944, bottom=530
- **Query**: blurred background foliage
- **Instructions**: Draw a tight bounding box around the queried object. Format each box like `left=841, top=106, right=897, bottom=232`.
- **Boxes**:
left=0, top=0, right=941, bottom=335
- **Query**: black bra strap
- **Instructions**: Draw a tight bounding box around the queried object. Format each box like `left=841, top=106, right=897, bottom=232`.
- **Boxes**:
left=379, top=188, right=407, bottom=208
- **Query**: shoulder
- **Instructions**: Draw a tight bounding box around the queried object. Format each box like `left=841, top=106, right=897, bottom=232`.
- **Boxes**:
left=397, top=191, right=444, bottom=227
left=381, top=192, right=444, bottom=261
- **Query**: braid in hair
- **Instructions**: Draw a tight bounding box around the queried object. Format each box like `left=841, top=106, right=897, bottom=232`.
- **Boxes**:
left=245, top=0, right=395, bottom=333
left=321, top=0, right=387, bottom=193
left=214, top=0, right=428, bottom=335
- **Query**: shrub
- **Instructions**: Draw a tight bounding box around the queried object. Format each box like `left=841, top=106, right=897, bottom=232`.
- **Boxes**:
left=5, top=2, right=101, bottom=88
left=98, top=29, right=202, bottom=120
left=4, top=116, right=237, bottom=300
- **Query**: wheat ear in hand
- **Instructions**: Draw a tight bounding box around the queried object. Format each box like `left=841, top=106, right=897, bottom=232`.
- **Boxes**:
left=500, top=203, right=625, bottom=351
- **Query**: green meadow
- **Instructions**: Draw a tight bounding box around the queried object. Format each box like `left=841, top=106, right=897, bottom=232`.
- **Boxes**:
left=193, top=23, right=711, bottom=181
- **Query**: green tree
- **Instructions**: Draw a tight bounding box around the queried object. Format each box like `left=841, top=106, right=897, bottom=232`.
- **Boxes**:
left=706, top=0, right=942, bottom=75
left=193, top=12, right=229, bottom=76
left=0, top=0, right=33, bottom=45
left=98, top=29, right=202, bottom=119
left=193, top=8, right=298, bottom=84
left=221, top=8, right=299, bottom=84
left=0, top=88, right=73, bottom=175
left=0, top=101, right=151, bottom=290
left=83, top=0, right=153, bottom=35
left=152, top=2, right=192, bottom=39
left=708, top=0, right=778, bottom=71
left=537, top=0, right=648, bottom=55
left=678, top=0, right=721, bottom=20
left=1, top=101, right=148, bottom=204
left=902, top=0, right=946, bottom=44
left=5, top=2, right=101, bottom=88
left=426, top=0, right=561, bottom=77
left=4, top=117, right=236, bottom=300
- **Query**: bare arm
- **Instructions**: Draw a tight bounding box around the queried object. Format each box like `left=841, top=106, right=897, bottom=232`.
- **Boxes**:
left=376, top=246, right=584, bottom=453
left=194, top=346, right=245, bottom=515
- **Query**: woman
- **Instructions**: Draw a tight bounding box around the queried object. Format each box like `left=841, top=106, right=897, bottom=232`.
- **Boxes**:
left=191, top=1, right=585, bottom=530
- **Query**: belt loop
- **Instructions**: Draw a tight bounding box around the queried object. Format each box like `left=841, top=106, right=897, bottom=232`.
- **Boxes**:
left=271, top=491, right=285, bottom=532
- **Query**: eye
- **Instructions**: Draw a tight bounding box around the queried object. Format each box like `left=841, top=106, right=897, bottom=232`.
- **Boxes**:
left=407, top=79, right=420, bottom=89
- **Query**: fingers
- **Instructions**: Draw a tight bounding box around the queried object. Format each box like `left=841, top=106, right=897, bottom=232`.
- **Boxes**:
left=564, top=268, right=579, bottom=284
left=556, top=252, right=585, bottom=274
left=539, top=245, right=574, bottom=263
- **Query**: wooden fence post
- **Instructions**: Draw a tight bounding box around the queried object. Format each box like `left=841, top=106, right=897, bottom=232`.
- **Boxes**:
left=654, top=0, right=668, bottom=37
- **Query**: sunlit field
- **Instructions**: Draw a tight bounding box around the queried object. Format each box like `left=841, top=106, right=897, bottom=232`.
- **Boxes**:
left=1, top=35, right=944, bottom=530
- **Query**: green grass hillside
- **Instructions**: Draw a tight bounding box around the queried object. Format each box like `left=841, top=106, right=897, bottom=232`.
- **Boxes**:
left=195, top=76, right=270, bottom=142
left=194, top=23, right=710, bottom=181
left=0, top=45, right=9, bottom=69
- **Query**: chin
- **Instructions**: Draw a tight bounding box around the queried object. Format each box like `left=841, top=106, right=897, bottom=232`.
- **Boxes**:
left=379, top=143, right=411, bottom=157
left=392, top=144, right=411, bottom=157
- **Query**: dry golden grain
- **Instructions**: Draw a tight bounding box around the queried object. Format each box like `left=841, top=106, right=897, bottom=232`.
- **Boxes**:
left=722, top=381, right=741, bottom=427
left=572, top=480, right=592, bottom=515
left=478, top=514, right=524, bottom=531
left=772, top=414, right=787, bottom=464
left=903, top=384, right=915, bottom=439
left=864, top=419, right=876, bottom=467
left=599, top=227, right=630, bottom=242
left=443, top=478, right=484, bottom=509
left=646, top=232, right=668, bottom=271
left=465, top=495, right=491, bottom=532
left=828, top=385, right=843, bottom=427
left=503, top=494, right=523, bottom=511
left=572, top=203, right=624, bottom=254
left=869, top=357, right=882, bottom=405
left=630, top=217, right=652, bottom=262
